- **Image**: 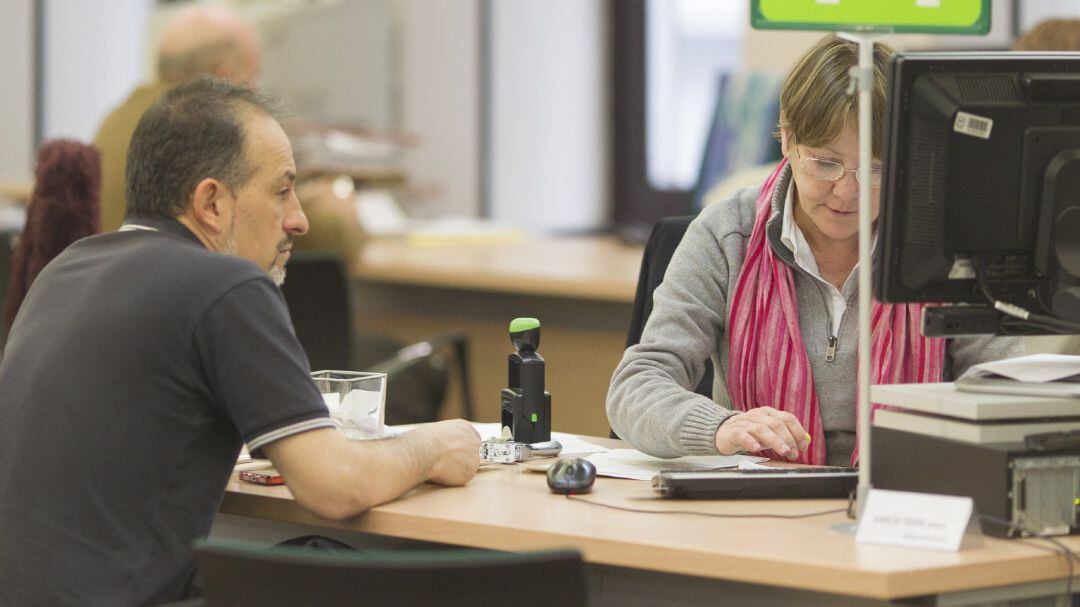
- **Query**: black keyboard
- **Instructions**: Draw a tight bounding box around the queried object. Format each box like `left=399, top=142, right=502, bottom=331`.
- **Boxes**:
left=653, top=467, right=858, bottom=499
left=724, top=466, right=859, bottom=475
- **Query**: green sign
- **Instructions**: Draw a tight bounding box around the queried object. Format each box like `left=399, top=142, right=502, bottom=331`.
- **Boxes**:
left=751, top=0, right=990, bottom=34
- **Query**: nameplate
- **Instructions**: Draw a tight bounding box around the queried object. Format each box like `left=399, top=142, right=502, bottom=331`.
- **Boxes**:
left=855, top=489, right=973, bottom=552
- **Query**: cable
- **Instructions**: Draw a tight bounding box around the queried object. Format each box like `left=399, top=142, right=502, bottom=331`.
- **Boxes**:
left=999, top=317, right=1066, bottom=336
left=971, top=258, right=1080, bottom=334
left=977, top=514, right=1079, bottom=603
left=564, top=493, right=847, bottom=519
left=1000, top=316, right=1078, bottom=336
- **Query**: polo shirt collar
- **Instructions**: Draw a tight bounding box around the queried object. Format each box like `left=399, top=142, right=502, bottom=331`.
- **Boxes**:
left=120, top=217, right=204, bottom=247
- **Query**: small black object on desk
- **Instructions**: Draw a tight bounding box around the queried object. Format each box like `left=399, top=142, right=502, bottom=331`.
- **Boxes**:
left=501, top=317, right=551, bottom=444
left=547, top=458, right=596, bottom=495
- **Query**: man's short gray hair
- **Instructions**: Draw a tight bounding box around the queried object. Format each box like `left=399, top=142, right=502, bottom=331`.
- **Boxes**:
left=125, top=78, right=282, bottom=220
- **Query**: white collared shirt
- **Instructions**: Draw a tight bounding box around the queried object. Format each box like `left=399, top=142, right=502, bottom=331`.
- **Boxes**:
left=778, top=187, right=855, bottom=337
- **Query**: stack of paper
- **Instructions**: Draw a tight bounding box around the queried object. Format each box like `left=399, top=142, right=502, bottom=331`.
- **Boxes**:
left=235, top=447, right=272, bottom=472
left=585, top=449, right=767, bottom=481
left=956, top=354, right=1080, bottom=398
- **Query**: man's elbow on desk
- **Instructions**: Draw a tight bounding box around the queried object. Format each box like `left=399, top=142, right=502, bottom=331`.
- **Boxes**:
left=261, top=428, right=383, bottom=520
left=260, top=422, right=481, bottom=522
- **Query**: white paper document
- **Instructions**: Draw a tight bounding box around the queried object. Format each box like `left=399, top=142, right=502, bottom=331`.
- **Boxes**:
left=470, top=422, right=610, bottom=455
left=737, top=458, right=776, bottom=471
left=235, top=445, right=272, bottom=471
left=324, top=390, right=383, bottom=440
left=586, top=449, right=767, bottom=481
left=960, top=354, right=1080, bottom=383
left=473, top=422, right=510, bottom=441
left=956, top=354, right=1080, bottom=398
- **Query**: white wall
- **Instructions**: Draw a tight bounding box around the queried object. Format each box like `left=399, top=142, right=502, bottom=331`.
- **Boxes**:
left=400, top=0, right=482, bottom=218
left=28, top=0, right=611, bottom=227
left=1019, top=1, right=1080, bottom=29
left=488, top=0, right=610, bottom=231
left=41, top=0, right=151, bottom=142
left=0, top=0, right=34, bottom=181
left=259, top=0, right=397, bottom=129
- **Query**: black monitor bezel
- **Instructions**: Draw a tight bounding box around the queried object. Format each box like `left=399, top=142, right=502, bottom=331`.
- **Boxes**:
left=875, top=51, right=1080, bottom=309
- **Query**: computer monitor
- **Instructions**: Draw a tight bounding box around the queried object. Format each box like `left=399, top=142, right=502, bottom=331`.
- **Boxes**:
left=876, top=52, right=1080, bottom=336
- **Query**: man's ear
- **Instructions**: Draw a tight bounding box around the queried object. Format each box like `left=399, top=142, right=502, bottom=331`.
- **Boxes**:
left=189, top=177, right=231, bottom=236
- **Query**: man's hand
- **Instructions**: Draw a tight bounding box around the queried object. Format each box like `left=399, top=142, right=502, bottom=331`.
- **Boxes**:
left=714, top=407, right=809, bottom=459
left=413, top=420, right=481, bottom=486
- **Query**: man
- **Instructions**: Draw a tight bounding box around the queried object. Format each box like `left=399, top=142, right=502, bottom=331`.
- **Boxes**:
left=95, top=5, right=364, bottom=270
left=94, top=5, right=261, bottom=233
left=0, top=79, right=480, bottom=606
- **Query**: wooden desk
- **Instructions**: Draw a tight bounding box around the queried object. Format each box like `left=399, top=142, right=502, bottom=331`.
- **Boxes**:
left=351, top=235, right=643, bottom=437
left=0, top=179, right=32, bottom=204
left=356, top=234, right=641, bottom=303
left=221, top=438, right=1077, bottom=607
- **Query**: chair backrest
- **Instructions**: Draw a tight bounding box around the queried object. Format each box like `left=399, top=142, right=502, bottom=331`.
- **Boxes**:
left=278, top=251, right=352, bottom=372
left=194, top=539, right=588, bottom=607
left=368, top=332, right=474, bottom=423
left=625, top=216, right=713, bottom=398
left=279, top=252, right=462, bottom=424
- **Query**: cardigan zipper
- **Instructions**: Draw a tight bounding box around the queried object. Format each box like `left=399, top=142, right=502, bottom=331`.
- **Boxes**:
left=811, top=279, right=843, bottom=362
left=825, top=336, right=838, bottom=362
left=768, top=222, right=852, bottom=364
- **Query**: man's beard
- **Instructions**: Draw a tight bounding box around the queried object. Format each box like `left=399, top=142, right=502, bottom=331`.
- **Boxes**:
left=222, top=226, right=288, bottom=286
left=269, top=265, right=286, bottom=286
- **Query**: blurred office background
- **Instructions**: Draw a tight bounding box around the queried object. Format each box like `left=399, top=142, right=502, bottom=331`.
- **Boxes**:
left=2, top=0, right=1080, bottom=435
left=3, top=0, right=1080, bottom=231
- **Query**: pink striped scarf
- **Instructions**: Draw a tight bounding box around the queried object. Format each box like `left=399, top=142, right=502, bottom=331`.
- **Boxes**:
left=726, top=161, right=944, bottom=465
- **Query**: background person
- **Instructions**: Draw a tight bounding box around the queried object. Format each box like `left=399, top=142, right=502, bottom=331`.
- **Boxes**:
left=94, top=4, right=261, bottom=234
left=93, top=5, right=364, bottom=273
left=2, top=139, right=100, bottom=333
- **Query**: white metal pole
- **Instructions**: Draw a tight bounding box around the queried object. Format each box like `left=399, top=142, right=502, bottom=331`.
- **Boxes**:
left=854, top=35, right=875, bottom=515
left=838, top=31, right=877, bottom=516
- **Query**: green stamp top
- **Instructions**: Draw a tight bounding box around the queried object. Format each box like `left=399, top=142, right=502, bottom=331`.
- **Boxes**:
left=509, top=318, right=540, bottom=333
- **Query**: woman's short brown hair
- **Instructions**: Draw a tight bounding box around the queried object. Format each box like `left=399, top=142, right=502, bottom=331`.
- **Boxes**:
left=776, top=35, right=894, bottom=157
left=1013, top=18, right=1080, bottom=51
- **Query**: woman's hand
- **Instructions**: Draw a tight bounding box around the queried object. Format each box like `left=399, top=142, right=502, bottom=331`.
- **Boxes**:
left=714, top=407, right=810, bottom=459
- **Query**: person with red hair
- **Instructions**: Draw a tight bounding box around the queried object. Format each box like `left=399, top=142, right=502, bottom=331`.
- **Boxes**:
left=3, top=139, right=101, bottom=332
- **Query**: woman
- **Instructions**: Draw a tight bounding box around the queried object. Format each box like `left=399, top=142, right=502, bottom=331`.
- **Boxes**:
left=606, top=35, right=1021, bottom=466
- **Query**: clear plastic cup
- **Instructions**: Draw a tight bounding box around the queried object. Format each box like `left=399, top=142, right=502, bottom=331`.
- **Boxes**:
left=311, top=370, right=387, bottom=440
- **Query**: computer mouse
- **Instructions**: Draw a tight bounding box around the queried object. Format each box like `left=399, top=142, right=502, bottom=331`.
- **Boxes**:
left=546, top=457, right=596, bottom=494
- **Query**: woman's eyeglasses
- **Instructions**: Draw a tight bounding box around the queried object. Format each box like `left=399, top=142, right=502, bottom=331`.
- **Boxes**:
left=794, top=147, right=882, bottom=188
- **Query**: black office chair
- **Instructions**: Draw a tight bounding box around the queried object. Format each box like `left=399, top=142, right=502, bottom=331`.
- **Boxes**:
left=279, top=252, right=474, bottom=423
left=616, top=216, right=714, bottom=438
left=194, top=538, right=588, bottom=607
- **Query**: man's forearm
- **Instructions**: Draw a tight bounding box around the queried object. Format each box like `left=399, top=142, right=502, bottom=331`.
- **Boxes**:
left=264, top=426, right=445, bottom=521
left=338, top=426, right=444, bottom=510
